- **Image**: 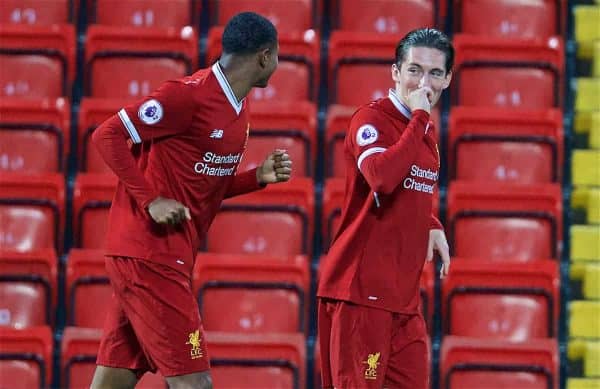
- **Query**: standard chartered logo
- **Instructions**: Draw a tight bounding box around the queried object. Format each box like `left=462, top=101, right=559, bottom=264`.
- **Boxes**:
left=194, top=152, right=242, bottom=176
left=403, top=164, right=438, bottom=194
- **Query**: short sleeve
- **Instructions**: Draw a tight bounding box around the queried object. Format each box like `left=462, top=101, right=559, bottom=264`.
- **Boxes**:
left=347, top=107, right=397, bottom=172
left=116, top=80, right=194, bottom=143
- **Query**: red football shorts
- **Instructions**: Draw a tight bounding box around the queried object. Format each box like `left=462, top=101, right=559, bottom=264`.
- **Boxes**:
left=96, top=256, right=210, bottom=377
left=318, top=298, right=429, bottom=388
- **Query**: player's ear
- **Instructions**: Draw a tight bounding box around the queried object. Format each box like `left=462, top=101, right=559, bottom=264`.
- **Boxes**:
left=258, top=48, right=270, bottom=69
left=391, top=63, right=401, bottom=82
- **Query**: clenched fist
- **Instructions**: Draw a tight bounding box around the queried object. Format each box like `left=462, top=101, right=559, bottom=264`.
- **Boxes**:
left=147, top=196, right=191, bottom=225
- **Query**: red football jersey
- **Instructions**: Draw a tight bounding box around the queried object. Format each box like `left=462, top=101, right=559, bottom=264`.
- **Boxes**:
left=318, top=89, right=442, bottom=314
left=93, top=63, right=262, bottom=276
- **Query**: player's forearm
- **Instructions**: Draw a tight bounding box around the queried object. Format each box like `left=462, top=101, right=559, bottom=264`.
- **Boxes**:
left=360, top=110, right=429, bottom=194
left=224, top=167, right=264, bottom=198
left=92, top=114, right=160, bottom=209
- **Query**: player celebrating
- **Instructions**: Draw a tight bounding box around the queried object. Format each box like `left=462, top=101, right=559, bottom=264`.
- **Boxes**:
left=317, top=28, right=453, bottom=388
left=89, top=12, right=290, bottom=389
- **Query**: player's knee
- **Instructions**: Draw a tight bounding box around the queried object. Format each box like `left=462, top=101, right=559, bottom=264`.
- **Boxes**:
left=90, top=366, right=137, bottom=389
left=167, top=372, right=212, bottom=389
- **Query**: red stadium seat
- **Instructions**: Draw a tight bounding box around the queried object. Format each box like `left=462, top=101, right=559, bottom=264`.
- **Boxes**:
left=78, top=98, right=133, bottom=173
left=0, top=173, right=65, bottom=252
left=0, top=249, right=57, bottom=328
left=454, top=0, right=565, bottom=38
left=452, top=34, right=564, bottom=109
left=194, top=253, right=310, bottom=334
left=448, top=107, right=564, bottom=183
left=441, top=336, right=558, bottom=389
left=0, top=24, right=76, bottom=98
left=442, top=260, right=559, bottom=340
left=0, top=0, right=71, bottom=25
left=0, top=98, right=70, bottom=173
left=207, top=177, right=314, bottom=255
left=65, top=249, right=110, bottom=328
left=84, top=25, right=198, bottom=98
left=328, top=32, right=396, bottom=106
left=207, top=331, right=306, bottom=389
left=72, top=174, right=117, bottom=248
left=0, top=326, right=53, bottom=389
left=207, top=27, right=320, bottom=102
left=447, top=182, right=562, bottom=261
left=61, top=327, right=167, bottom=388
left=325, top=104, right=441, bottom=177
left=240, top=101, right=317, bottom=177
left=210, top=0, right=314, bottom=33
left=92, top=0, right=194, bottom=27
left=334, top=0, right=435, bottom=34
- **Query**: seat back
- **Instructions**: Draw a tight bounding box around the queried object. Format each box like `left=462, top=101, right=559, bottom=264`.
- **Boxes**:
left=442, top=260, right=559, bottom=340
left=73, top=174, right=117, bottom=248
left=447, top=182, right=562, bottom=261
left=207, top=331, right=306, bottom=389
left=207, top=27, right=319, bottom=102
left=93, top=0, right=193, bottom=27
left=66, top=249, right=111, bottom=328
left=0, top=326, right=53, bottom=389
left=453, top=35, right=564, bottom=109
left=0, top=173, right=64, bottom=252
left=0, top=24, right=75, bottom=98
left=207, top=178, right=314, bottom=255
left=322, top=178, right=345, bottom=250
left=194, top=253, right=309, bottom=334
left=85, top=25, right=198, bottom=98
left=0, top=0, right=70, bottom=25
left=328, top=32, right=398, bottom=105
left=448, top=107, right=564, bottom=183
left=0, top=250, right=57, bottom=328
left=0, top=98, right=70, bottom=173
left=441, top=336, right=558, bottom=389
left=335, top=0, right=435, bottom=34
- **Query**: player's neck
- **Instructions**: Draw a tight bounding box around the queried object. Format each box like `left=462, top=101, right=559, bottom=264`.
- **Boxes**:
left=217, top=58, right=253, bottom=102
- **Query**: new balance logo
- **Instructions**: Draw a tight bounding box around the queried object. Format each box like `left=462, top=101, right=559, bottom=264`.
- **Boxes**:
left=210, top=129, right=224, bottom=139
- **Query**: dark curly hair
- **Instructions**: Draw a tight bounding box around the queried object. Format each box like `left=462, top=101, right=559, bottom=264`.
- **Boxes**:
left=222, top=12, right=278, bottom=55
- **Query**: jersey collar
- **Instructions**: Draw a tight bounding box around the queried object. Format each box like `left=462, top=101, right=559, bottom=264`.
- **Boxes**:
left=388, top=88, right=412, bottom=120
left=212, top=62, right=244, bottom=115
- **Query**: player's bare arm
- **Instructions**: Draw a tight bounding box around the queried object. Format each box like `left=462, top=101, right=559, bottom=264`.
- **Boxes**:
left=256, top=149, right=293, bottom=184
left=426, top=229, right=450, bottom=278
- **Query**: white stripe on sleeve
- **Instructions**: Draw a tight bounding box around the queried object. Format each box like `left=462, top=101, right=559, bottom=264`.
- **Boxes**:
left=117, top=109, right=142, bottom=144
left=357, top=147, right=387, bottom=171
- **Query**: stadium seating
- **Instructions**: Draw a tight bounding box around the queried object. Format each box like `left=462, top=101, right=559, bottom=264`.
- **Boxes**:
left=0, top=326, right=53, bottom=389
left=568, top=339, right=600, bottom=378
left=0, top=0, right=71, bottom=25
left=448, top=107, right=564, bottom=183
left=207, top=27, right=320, bottom=102
left=0, top=98, right=70, bottom=173
left=572, top=150, right=600, bottom=187
left=453, top=0, right=565, bottom=38
left=91, top=0, right=195, bottom=27
left=570, top=225, right=600, bottom=261
left=0, top=249, right=57, bottom=328
left=570, top=300, right=600, bottom=339
left=440, top=336, right=559, bottom=389
left=61, top=326, right=167, bottom=388
left=442, top=260, right=559, bottom=340
left=574, top=5, right=600, bottom=59
left=447, top=182, right=562, bottom=261
left=84, top=25, right=198, bottom=98
left=570, top=262, right=600, bottom=300
left=568, top=378, right=600, bottom=389
left=0, top=24, right=76, bottom=98
left=0, top=173, right=65, bottom=252
left=321, top=178, right=345, bottom=249
left=207, top=331, right=306, bottom=389
left=452, top=34, right=564, bottom=109
left=210, top=0, right=314, bottom=33
left=207, top=177, right=314, bottom=255
left=65, top=249, right=111, bottom=328
left=240, top=101, right=317, bottom=177
left=333, top=0, right=436, bottom=34
left=194, top=253, right=310, bottom=333
left=72, top=173, right=117, bottom=249
left=571, top=187, right=600, bottom=224
left=78, top=98, right=132, bottom=173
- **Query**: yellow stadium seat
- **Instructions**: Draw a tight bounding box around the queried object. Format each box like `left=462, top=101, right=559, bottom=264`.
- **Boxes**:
left=594, top=41, right=600, bottom=77
left=575, top=111, right=594, bottom=134
left=591, top=112, right=600, bottom=149
left=572, top=188, right=600, bottom=224
left=575, top=79, right=600, bottom=113
left=567, top=377, right=600, bottom=389
left=569, top=339, right=600, bottom=377
left=571, top=263, right=600, bottom=299
left=570, top=301, right=600, bottom=338
left=573, top=150, right=600, bottom=186
left=575, top=6, right=600, bottom=59
left=571, top=225, right=600, bottom=261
